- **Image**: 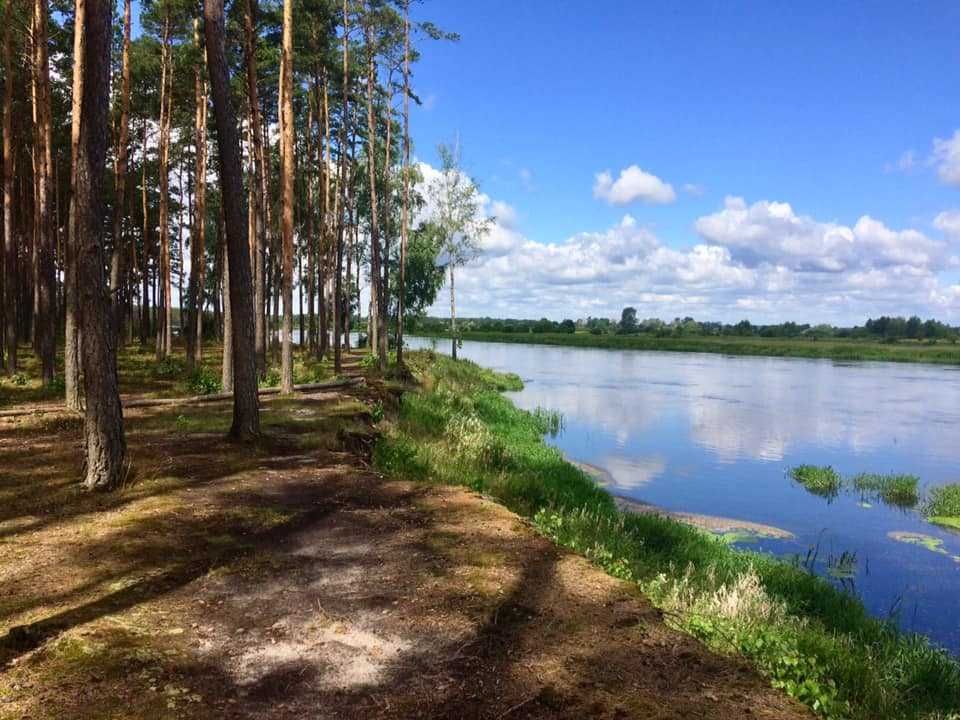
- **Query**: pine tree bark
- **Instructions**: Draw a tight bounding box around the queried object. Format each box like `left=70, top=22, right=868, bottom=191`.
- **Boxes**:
left=192, top=20, right=208, bottom=368
left=32, top=0, right=56, bottom=383
left=157, top=13, right=173, bottom=358
left=2, top=0, right=18, bottom=376
left=305, top=85, right=316, bottom=352
left=396, top=0, right=410, bottom=364
left=242, top=0, right=267, bottom=376
left=364, top=17, right=385, bottom=370
left=279, top=0, right=294, bottom=393
left=334, top=0, right=350, bottom=374
left=205, top=0, right=260, bottom=439
left=109, top=0, right=132, bottom=345
left=139, top=120, right=151, bottom=345
left=219, top=205, right=233, bottom=392
left=76, top=0, right=126, bottom=490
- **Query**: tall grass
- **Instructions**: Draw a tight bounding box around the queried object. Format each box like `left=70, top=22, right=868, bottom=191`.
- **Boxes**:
left=790, top=465, right=843, bottom=498
left=377, top=352, right=960, bottom=720
left=852, top=473, right=920, bottom=508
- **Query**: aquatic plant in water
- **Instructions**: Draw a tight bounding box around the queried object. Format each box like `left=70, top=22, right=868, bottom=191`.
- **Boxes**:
left=790, top=465, right=842, bottom=498
left=852, top=473, right=920, bottom=508
left=888, top=531, right=960, bottom=563
left=923, top=484, right=960, bottom=530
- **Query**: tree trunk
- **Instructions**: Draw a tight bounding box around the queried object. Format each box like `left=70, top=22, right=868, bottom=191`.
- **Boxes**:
left=31, top=0, right=56, bottom=383
left=279, top=0, right=294, bottom=393
left=333, top=0, right=349, bottom=374
left=243, top=0, right=267, bottom=377
left=109, top=0, right=131, bottom=346
left=140, top=120, right=151, bottom=345
left=319, top=70, right=331, bottom=360
left=205, top=0, right=260, bottom=439
left=305, top=86, right=316, bottom=352
left=396, top=0, right=410, bottom=364
left=191, top=18, right=208, bottom=368
left=450, top=264, right=457, bottom=360
left=76, top=0, right=126, bottom=490
left=157, top=13, right=173, bottom=359
left=220, top=205, right=232, bottom=392
left=64, top=0, right=85, bottom=409
left=2, top=0, right=18, bottom=375
left=364, top=18, right=385, bottom=370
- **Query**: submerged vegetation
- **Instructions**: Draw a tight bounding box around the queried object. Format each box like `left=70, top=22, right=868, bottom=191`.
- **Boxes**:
left=377, top=352, right=960, bottom=720
left=853, top=473, right=921, bottom=508
left=923, top=484, right=960, bottom=530
left=789, top=466, right=924, bottom=510
left=790, top=465, right=843, bottom=498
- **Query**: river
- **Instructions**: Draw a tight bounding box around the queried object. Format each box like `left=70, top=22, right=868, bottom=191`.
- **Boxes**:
left=406, top=335, right=960, bottom=653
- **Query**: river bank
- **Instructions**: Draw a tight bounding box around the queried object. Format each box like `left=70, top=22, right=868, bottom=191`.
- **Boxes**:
left=411, top=330, right=960, bottom=365
left=0, top=346, right=810, bottom=720
left=377, top=351, right=960, bottom=720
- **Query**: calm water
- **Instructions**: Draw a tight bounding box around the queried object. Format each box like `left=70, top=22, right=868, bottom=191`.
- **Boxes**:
left=407, top=336, right=960, bottom=652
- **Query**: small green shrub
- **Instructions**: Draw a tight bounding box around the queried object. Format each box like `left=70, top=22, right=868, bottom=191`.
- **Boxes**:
left=370, top=400, right=384, bottom=423
left=790, top=465, right=842, bottom=498
left=187, top=368, right=222, bottom=396
left=11, top=373, right=27, bottom=386
left=260, top=367, right=281, bottom=388
left=153, top=357, right=184, bottom=378
left=852, top=473, right=920, bottom=508
left=924, top=484, right=960, bottom=518
left=48, top=375, right=66, bottom=393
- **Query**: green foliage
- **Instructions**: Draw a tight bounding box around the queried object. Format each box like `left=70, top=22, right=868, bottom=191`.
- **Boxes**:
left=924, top=484, right=960, bottom=519
left=370, top=401, right=384, bottom=424
left=153, top=357, right=185, bottom=379
left=852, top=473, right=920, bottom=508
left=375, top=351, right=960, bottom=720
left=260, top=367, right=281, bottom=388
left=48, top=375, right=66, bottom=393
left=790, top=465, right=842, bottom=498
left=187, top=367, right=221, bottom=396
left=10, top=373, right=27, bottom=386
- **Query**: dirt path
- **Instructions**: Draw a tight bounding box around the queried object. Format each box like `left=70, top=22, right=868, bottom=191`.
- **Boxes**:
left=0, top=387, right=809, bottom=719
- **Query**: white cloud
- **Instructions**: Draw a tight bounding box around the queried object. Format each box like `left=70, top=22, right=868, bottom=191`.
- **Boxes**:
left=412, top=162, right=960, bottom=324
left=934, top=209, right=960, bottom=240
left=931, top=130, right=960, bottom=186
left=695, top=196, right=944, bottom=273
left=593, top=165, right=676, bottom=206
left=884, top=150, right=916, bottom=174
left=682, top=183, right=705, bottom=197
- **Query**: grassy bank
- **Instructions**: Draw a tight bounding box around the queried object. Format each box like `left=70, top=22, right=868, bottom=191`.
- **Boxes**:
left=376, top=351, right=960, bottom=720
left=413, top=330, right=960, bottom=365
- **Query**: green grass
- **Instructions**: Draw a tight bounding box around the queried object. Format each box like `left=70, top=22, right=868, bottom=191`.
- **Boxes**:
left=377, top=351, right=960, bottom=720
left=852, top=473, right=920, bottom=508
left=924, top=484, right=960, bottom=517
left=923, top=484, right=960, bottom=532
left=790, top=465, right=843, bottom=498
left=412, top=330, right=960, bottom=365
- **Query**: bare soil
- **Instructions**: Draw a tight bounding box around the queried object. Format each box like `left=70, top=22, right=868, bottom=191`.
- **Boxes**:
left=0, top=378, right=810, bottom=719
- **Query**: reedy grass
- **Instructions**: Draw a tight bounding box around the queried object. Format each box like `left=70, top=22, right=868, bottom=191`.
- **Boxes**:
left=852, top=473, right=920, bottom=508
left=924, top=484, right=960, bottom=519
left=790, top=465, right=843, bottom=498
left=377, top=351, right=960, bottom=720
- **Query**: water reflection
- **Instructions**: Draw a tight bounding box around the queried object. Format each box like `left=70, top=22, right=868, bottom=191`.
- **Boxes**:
left=406, top=336, right=960, bottom=652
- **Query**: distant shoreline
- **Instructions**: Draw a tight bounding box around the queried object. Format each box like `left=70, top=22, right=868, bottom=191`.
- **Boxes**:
left=410, top=330, right=960, bottom=365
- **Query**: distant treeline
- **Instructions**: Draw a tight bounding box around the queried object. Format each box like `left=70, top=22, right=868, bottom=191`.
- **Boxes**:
left=409, top=310, right=960, bottom=343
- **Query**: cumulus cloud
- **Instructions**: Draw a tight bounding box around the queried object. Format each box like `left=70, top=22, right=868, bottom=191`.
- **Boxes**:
left=695, top=196, right=944, bottom=273
left=593, top=165, right=676, bottom=206
left=932, top=130, right=960, bottom=186
left=934, top=209, right=960, bottom=240
left=411, top=161, right=960, bottom=324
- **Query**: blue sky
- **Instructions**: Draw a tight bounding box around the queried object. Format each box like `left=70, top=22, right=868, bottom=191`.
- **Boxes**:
left=406, top=1, right=960, bottom=324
